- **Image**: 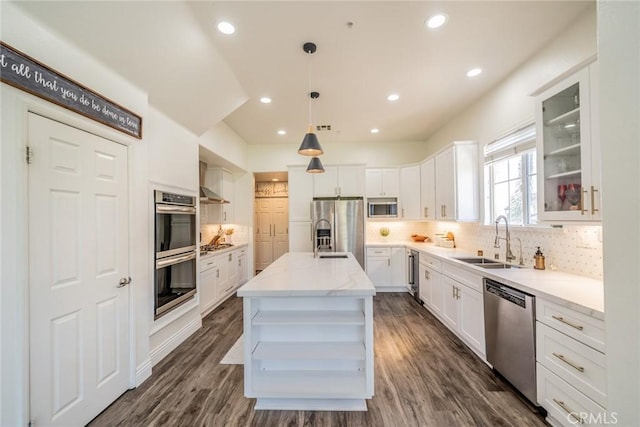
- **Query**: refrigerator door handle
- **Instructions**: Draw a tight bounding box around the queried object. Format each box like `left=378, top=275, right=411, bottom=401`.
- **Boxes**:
left=408, top=254, right=415, bottom=285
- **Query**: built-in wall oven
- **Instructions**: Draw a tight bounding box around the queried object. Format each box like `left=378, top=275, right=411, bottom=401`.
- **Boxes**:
left=154, top=190, right=197, bottom=319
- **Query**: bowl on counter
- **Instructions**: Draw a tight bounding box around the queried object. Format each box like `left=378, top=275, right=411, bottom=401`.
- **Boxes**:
left=411, top=234, right=429, bottom=242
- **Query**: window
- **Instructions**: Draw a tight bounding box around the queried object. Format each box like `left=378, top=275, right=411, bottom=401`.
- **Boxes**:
left=484, top=124, right=537, bottom=225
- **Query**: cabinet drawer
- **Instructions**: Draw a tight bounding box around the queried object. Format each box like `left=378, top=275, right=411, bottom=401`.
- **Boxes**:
left=537, top=363, right=606, bottom=427
left=200, top=256, right=217, bottom=273
left=536, top=322, right=606, bottom=407
left=366, top=247, right=391, bottom=257
left=537, top=298, right=605, bottom=353
left=419, top=253, right=441, bottom=272
left=442, top=262, right=482, bottom=293
left=217, top=279, right=236, bottom=299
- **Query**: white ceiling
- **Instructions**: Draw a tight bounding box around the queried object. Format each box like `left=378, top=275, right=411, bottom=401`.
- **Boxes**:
left=12, top=1, right=593, bottom=147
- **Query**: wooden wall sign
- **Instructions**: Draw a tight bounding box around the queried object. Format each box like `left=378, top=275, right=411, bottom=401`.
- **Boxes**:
left=1, top=41, right=142, bottom=139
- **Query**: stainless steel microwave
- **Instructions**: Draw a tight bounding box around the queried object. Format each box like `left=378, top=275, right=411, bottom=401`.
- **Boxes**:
left=367, top=198, right=398, bottom=218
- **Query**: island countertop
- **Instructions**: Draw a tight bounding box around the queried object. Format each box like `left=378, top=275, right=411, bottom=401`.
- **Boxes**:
left=237, top=252, right=376, bottom=297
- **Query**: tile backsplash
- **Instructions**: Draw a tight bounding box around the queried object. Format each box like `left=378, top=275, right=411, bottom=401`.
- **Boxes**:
left=366, top=221, right=603, bottom=280
left=200, top=224, right=249, bottom=246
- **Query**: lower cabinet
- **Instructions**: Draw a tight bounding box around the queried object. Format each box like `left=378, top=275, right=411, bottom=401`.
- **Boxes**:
left=200, top=247, right=246, bottom=317
left=535, top=298, right=607, bottom=426
left=422, top=259, right=485, bottom=360
left=365, top=246, right=406, bottom=290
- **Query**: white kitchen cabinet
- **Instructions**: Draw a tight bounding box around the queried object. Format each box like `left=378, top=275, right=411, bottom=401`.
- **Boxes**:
left=288, top=165, right=313, bottom=222
left=365, top=168, right=400, bottom=198
left=400, top=165, right=421, bottom=220
left=238, top=247, right=248, bottom=285
left=419, top=157, right=436, bottom=220
left=418, top=254, right=443, bottom=317
left=535, top=63, right=601, bottom=222
left=434, top=142, right=478, bottom=221
left=255, top=198, right=289, bottom=270
left=313, top=164, right=365, bottom=197
left=205, top=167, right=234, bottom=224
left=200, top=256, right=219, bottom=316
left=536, top=297, right=607, bottom=426
left=440, top=261, right=485, bottom=359
left=365, top=246, right=405, bottom=290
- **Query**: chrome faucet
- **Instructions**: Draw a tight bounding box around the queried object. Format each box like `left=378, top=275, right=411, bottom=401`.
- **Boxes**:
left=512, top=237, right=525, bottom=266
left=494, top=215, right=515, bottom=262
left=313, top=218, right=332, bottom=258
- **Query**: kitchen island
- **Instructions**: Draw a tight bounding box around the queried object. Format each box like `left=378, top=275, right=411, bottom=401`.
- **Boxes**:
left=237, top=252, right=376, bottom=411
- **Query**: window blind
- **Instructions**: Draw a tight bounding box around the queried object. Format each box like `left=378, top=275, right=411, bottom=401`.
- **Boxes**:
left=483, top=123, right=536, bottom=163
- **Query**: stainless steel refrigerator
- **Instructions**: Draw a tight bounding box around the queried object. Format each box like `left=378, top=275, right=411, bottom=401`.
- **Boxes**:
left=311, top=197, right=365, bottom=268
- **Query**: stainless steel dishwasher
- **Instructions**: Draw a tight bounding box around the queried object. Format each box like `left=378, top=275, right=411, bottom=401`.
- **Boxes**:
left=483, top=278, right=537, bottom=404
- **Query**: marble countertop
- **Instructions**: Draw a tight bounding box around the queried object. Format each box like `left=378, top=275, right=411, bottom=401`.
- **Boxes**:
left=237, top=252, right=376, bottom=297
left=367, top=241, right=604, bottom=319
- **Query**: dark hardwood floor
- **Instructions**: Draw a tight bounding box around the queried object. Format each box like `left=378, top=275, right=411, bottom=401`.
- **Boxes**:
left=90, top=293, right=546, bottom=427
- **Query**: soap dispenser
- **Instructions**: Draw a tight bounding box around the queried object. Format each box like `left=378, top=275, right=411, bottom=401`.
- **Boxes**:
left=534, top=247, right=546, bottom=270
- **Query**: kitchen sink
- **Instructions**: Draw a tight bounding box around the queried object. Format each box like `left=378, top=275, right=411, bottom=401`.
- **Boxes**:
left=477, top=263, right=521, bottom=269
left=455, top=257, right=502, bottom=264
left=455, top=257, right=522, bottom=269
left=319, top=254, right=349, bottom=259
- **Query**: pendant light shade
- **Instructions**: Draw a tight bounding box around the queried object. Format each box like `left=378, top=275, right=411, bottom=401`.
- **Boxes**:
left=298, top=125, right=323, bottom=156
left=306, top=156, right=325, bottom=173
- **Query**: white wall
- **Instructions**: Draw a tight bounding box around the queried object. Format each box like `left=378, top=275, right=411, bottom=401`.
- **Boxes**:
left=599, top=0, right=640, bottom=424
left=248, top=140, right=429, bottom=172
left=421, top=6, right=597, bottom=157
left=200, top=121, right=249, bottom=172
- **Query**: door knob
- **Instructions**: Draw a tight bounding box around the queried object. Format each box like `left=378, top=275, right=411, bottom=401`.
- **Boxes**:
left=117, top=277, right=131, bottom=288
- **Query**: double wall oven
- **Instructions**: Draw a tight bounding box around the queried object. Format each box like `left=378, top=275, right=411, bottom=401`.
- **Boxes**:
left=154, top=190, right=197, bottom=319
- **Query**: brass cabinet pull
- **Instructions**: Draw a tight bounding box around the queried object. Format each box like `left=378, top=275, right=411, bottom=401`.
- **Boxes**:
left=551, top=315, right=584, bottom=330
left=425, top=270, right=430, bottom=280
left=552, top=398, right=584, bottom=424
left=553, top=352, right=585, bottom=373
left=452, top=286, right=456, bottom=298
left=581, top=188, right=588, bottom=215
left=387, top=258, right=390, bottom=267
left=591, top=186, right=599, bottom=215
left=424, top=207, right=428, bottom=218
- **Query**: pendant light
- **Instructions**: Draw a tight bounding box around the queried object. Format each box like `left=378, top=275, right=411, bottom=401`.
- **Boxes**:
left=306, top=156, right=325, bottom=173
left=298, top=42, right=324, bottom=172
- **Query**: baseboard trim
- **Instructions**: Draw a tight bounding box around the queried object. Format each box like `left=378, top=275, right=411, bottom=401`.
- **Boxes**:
left=149, top=316, right=202, bottom=367
left=135, top=358, right=152, bottom=386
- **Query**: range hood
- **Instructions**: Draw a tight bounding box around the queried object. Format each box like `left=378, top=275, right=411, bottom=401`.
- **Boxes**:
left=199, top=161, right=230, bottom=204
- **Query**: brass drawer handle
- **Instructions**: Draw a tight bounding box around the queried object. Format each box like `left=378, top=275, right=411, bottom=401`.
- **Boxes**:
left=553, top=352, right=585, bottom=373
left=591, top=186, right=599, bottom=215
left=551, top=315, right=584, bottom=331
left=552, top=398, right=584, bottom=424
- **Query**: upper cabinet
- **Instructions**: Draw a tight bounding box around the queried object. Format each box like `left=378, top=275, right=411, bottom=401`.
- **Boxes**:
left=314, top=165, right=365, bottom=197
left=434, top=142, right=479, bottom=221
left=400, top=165, right=421, bottom=220
left=365, top=168, right=400, bottom=198
left=536, top=63, right=601, bottom=222
left=204, top=168, right=234, bottom=224
left=419, top=158, right=436, bottom=220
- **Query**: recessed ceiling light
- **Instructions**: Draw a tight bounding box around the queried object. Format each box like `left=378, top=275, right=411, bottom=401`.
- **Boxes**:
left=260, top=97, right=272, bottom=104
left=466, top=68, right=482, bottom=78
left=277, top=130, right=286, bottom=135
left=371, top=128, right=380, bottom=134
left=425, top=14, right=448, bottom=29
left=387, top=94, right=399, bottom=101
left=217, top=22, right=235, bottom=35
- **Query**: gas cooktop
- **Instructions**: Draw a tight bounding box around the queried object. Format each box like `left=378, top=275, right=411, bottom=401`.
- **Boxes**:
left=200, top=243, right=234, bottom=254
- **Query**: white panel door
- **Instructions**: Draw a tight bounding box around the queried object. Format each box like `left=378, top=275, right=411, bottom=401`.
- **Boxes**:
left=400, top=165, right=421, bottom=220
left=420, top=158, right=436, bottom=220
left=337, top=165, right=365, bottom=196
left=272, top=198, right=289, bottom=262
left=313, top=166, right=338, bottom=197
left=28, top=113, right=130, bottom=426
left=254, top=198, right=273, bottom=270
left=435, top=147, right=455, bottom=219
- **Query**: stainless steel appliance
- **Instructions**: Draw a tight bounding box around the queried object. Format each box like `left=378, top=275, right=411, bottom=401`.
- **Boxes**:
left=154, top=190, right=197, bottom=318
left=311, top=197, right=365, bottom=268
left=408, top=249, right=421, bottom=304
left=484, top=278, right=537, bottom=404
left=367, top=197, right=398, bottom=218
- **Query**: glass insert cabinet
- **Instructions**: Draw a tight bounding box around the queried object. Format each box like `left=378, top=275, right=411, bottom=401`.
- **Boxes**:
left=535, top=63, right=602, bottom=222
